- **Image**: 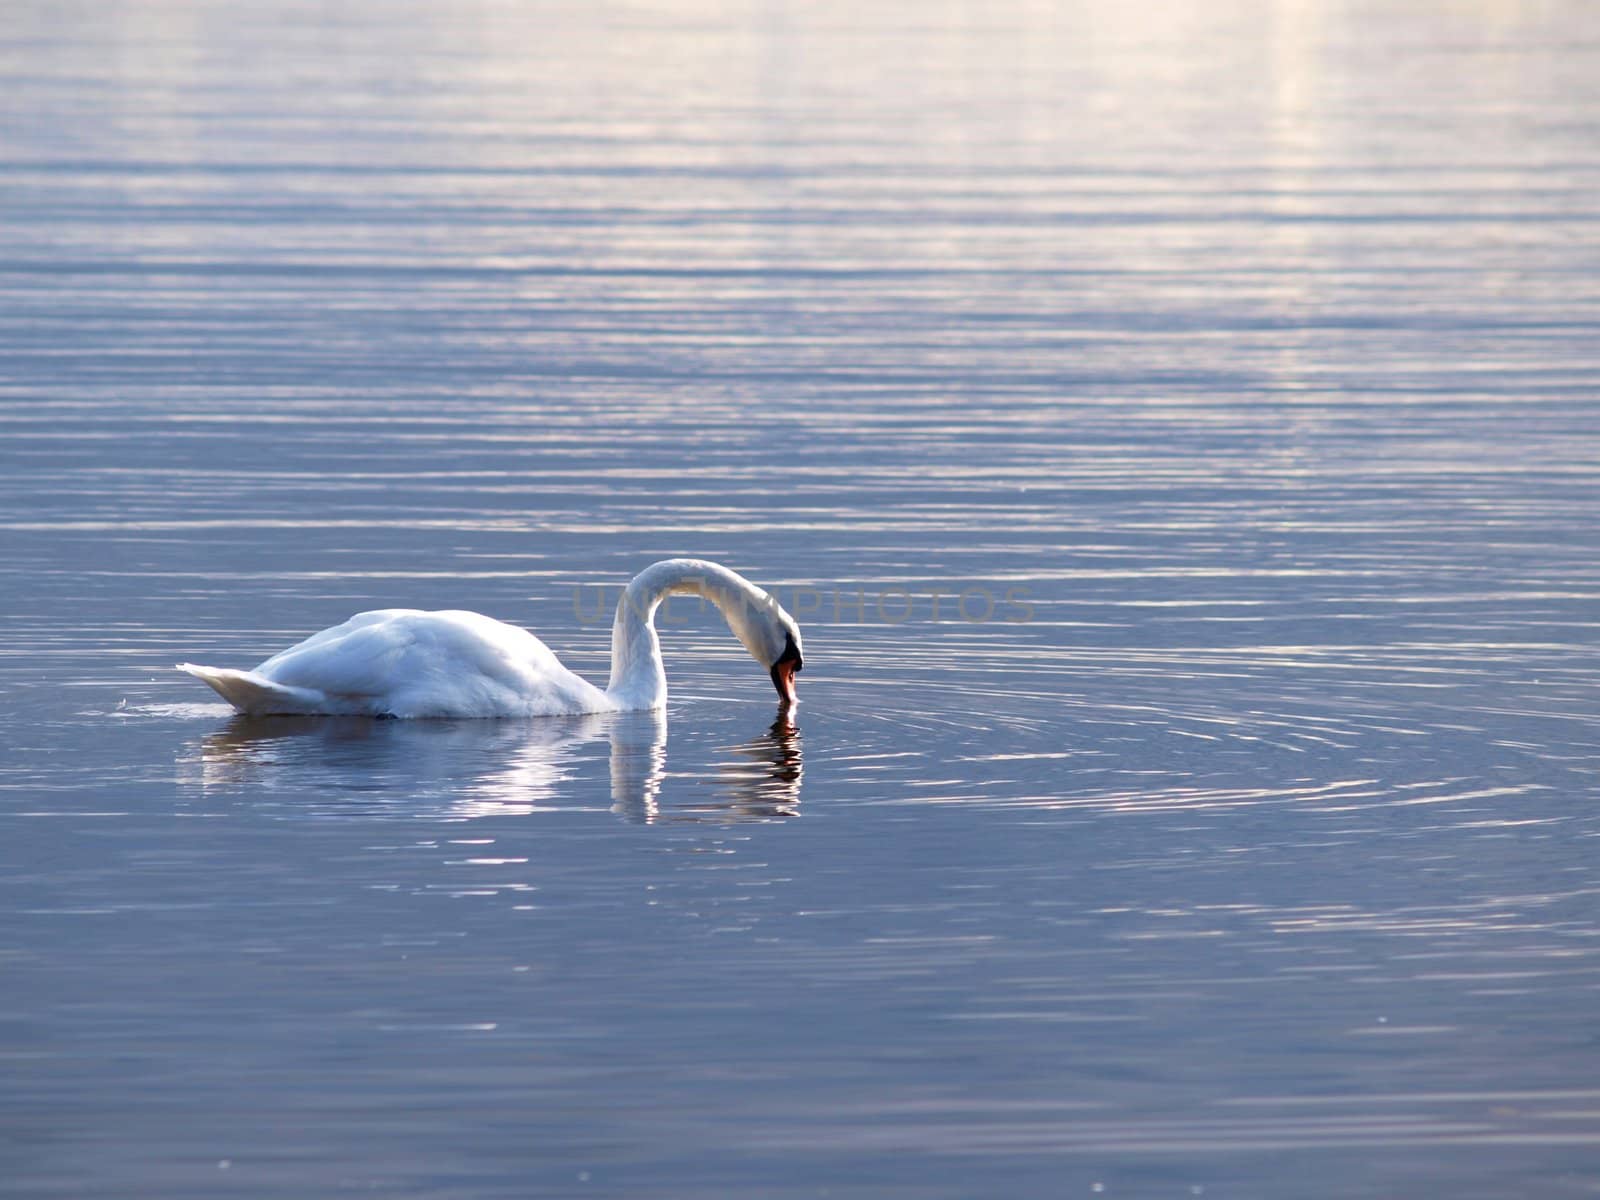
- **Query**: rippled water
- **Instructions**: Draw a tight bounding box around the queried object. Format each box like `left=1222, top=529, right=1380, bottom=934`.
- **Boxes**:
left=4, top=0, right=1600, bottom=1195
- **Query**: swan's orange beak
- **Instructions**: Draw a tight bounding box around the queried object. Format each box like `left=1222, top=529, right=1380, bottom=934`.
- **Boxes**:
left=771, top=657, right=799, bottom=706
left=770, top=635, right=802, bottom=707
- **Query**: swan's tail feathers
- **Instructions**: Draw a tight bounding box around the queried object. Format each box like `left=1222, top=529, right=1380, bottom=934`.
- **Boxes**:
left=176, top=664, right=325, bottom=716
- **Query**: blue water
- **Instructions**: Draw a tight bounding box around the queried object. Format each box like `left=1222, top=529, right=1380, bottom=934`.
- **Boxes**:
left=4, top=1, right=1600, bottom=1195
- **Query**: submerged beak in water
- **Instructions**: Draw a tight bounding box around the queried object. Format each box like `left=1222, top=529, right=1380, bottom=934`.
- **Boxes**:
left=770, top=634, right=803, bottom=707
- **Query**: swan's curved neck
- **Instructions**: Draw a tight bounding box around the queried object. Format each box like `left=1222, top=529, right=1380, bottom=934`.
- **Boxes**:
left=605, top=559, right=775, bottom=710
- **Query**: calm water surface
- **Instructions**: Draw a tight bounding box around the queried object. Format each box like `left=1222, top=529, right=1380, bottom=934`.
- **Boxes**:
left=4, top=1, right=1600, bottom=1196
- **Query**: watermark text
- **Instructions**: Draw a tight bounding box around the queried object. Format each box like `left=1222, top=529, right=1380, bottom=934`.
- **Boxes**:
left=572, top=584, right=1034, bottom=625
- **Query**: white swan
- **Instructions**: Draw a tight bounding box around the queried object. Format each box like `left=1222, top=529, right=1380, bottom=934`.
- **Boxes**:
left=177, top=558, right=804, bottom=718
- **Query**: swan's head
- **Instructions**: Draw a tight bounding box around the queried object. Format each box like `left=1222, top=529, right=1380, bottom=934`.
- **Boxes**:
left=768, top=622, right=804, bottom=708
left=724, top=589, right=804, bottom=707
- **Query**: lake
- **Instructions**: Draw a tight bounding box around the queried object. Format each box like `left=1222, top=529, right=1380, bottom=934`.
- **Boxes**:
left=3, top=0, right=1600, bottom=1195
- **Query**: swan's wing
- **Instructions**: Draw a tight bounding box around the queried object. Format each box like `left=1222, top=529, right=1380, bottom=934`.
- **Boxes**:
left=254, top=609, right=422, bottom=675
left=251, top=611, right=422, bottom=700
left=253, top=609, right=605, bottom=717
left=393, top=611, right=609, bottom=716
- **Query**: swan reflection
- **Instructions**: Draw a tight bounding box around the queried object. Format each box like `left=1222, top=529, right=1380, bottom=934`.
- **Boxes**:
left=188, top=707, right=800, bottom=824
left=614, top=715, right=803, bottom=824
left=714, top=715, right=804, bottom=820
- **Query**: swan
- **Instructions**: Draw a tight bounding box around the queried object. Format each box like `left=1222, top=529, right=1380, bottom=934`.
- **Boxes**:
left=177, top=558, right=804, bottom=718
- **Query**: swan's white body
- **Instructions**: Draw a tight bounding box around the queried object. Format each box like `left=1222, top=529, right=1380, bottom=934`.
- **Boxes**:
left=178, top=558, right=804, bottom=719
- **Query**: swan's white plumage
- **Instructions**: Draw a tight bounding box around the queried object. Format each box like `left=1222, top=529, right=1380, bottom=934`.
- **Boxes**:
left=187, top=609, right=608, bottom=718
left=178, top=559, right=801, bottom=719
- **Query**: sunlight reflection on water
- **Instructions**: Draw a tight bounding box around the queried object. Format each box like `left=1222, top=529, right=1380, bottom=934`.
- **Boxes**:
left=3, top=0, right=1600, bottom=1195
